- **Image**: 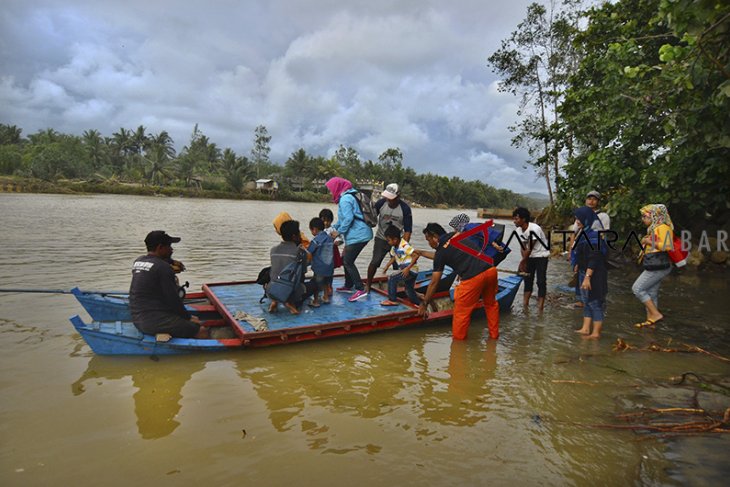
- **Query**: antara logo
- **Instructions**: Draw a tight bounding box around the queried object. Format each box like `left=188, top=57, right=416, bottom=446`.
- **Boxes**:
left=449, top=220, right=495, bottom=265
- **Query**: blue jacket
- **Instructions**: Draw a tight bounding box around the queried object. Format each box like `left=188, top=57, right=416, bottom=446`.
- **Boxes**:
left=333, top=189, right=373, bottom=245
left=307, top=231, right=334, bottom=277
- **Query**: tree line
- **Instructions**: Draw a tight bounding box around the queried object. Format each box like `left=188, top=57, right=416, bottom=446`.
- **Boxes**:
left=488, top=0, right=729, bottom=233
left=0, top=122, right=535, bottom=209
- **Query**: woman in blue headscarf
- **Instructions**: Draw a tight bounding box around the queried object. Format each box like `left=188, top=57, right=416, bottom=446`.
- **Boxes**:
left=571, top=206, right=608, bottom=339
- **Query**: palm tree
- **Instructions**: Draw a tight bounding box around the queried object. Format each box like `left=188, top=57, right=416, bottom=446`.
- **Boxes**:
left=28, top=128, right=59, bottom=145
left=220, top=148, right=251, bottom=193
left=82, top=129, right=107, bottom=169
left=110, top=128, right=135, bottom=174
left=147, top=131, right=176, bottom=159
left=0, top=124, right=23, bottom=145
left=130, top=125, right=148, bottom=156
left=285, top=148, right=310, bottom=177
left=145, top=145, right=172, bottom=185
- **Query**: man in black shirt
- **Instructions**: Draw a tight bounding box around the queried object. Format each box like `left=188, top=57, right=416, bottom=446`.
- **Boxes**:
left=129, top=231, right=207, bottom=339
left=417, top=223, right=499, bottom=340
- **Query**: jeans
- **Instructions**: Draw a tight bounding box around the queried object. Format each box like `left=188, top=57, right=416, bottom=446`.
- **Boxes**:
left=577, top=270, right=586, bottom=304
left=578, top=269, right=605, bottom=321
left=343, top=241, right=368, bottom=291
left=387, top=270, right=420, bottom=304
left=632, top=267, right=672, bottom=306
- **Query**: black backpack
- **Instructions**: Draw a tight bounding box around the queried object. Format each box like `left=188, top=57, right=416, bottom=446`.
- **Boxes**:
left=350, top=190, right=378, bottom=227
left=256, top=266, right=271, bottom=286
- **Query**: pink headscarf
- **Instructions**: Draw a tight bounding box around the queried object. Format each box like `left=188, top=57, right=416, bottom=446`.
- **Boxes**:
left=325, top=177, right=352, bottom=203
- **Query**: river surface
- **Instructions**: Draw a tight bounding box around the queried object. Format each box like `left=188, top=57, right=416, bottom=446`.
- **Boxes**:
left=0, top=193, right=728, bottom=486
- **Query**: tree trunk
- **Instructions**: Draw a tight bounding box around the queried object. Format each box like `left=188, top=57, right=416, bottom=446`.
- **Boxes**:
left=536, top=70, right=555, bottom=205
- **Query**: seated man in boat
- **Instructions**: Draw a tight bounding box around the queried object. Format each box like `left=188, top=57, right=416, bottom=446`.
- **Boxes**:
left=129, top=231, right=208, bottom=339
left=416, top=223, right=499, bottom=341
left=268, top=220, right=317, bottom=314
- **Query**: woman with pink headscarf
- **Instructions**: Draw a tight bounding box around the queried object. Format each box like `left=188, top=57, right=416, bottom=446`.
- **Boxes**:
left=325, top=177, right=373, bottom=302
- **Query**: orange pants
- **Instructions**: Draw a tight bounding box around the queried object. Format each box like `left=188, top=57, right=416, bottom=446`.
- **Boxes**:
left=452, top=266, right=499, bottom=340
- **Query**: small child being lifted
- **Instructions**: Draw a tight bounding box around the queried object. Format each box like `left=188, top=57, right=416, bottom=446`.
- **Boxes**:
left=379, top=225, right=421, bottom=306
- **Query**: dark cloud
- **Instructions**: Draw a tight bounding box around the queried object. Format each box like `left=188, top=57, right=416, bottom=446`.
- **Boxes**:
left=0, top=0, right=546, bottom=193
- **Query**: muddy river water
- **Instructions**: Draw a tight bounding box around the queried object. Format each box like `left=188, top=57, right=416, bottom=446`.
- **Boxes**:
left=0, top=193, right=728, bottom=486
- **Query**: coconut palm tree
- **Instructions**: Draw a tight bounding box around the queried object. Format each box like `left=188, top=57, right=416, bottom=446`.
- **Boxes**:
left=220, top=148, right=252, bottom=193
left=145, top=144, right=172, bottom=185
left=0, top=124, right=23, bottom=145
left=82, top=129, right=107, bottom=169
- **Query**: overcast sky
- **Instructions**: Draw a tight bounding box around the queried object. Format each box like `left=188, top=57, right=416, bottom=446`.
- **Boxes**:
left=0, top=0, right=549, bottom=194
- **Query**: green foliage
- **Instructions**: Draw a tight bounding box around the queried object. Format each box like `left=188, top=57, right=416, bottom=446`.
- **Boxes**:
left=21, top=132, right=91, bottom=181
left=220, top=148, right=253, bottom=193
left=558, top=0, right=730, bottom=233
left=0, top=124, right=23, bottom=145
left=2, top=122, right=532, bottom=208
left=252, top=125, right=272, bottom=178
left=0, top=145, right=23, bottom=174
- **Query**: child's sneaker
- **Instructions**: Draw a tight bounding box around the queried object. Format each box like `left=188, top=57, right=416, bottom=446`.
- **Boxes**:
left=335, top=286, right=354, bottom=293
left=348, top=290, right=368, bottom=302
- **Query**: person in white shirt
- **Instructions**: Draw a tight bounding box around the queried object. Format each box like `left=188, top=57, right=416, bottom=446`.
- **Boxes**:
left=513, top=207, right=550, bottom=312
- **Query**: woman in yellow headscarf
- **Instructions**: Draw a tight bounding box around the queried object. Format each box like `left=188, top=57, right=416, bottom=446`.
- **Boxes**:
left=631, top=204, right=674, bottom=328
left=272, top=212, right=310, bottom=249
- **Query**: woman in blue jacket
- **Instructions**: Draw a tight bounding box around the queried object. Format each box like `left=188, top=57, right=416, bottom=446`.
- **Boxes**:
left=325, top=177, right=373, bottom=302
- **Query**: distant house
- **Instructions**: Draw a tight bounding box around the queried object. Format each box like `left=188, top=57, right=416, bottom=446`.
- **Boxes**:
left=255, top=179, right=278, bottom=195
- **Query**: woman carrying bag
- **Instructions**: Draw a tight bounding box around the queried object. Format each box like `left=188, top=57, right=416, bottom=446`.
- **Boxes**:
left=324, top=177, right=373, bottom=302
left=631, top=204, right=674, bottom=328
left=572, top=206, right=608, bottom=339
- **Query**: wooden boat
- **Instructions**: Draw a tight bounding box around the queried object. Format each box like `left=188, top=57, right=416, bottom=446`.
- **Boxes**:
left=69, top=271, right=522, bottom=355
left=71, top=287, right=219, bottom=322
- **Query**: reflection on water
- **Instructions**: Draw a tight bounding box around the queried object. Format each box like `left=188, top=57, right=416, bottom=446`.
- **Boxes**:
left=71, top=356, right=205, bottom=440
left=0, top=193, right=728, bottom=485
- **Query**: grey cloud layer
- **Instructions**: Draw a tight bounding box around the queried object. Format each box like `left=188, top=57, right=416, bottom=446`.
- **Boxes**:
left=0, top=0, right=543, bottom=193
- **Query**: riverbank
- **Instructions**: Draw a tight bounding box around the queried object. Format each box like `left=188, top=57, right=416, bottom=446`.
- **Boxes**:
left=0, top=175, right=479, bottom=210
left=0, top=175, right=333, bottom=203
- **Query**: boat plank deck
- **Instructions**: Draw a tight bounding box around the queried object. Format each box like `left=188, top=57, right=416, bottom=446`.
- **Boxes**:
left=207, top=277, right=415, bottom=333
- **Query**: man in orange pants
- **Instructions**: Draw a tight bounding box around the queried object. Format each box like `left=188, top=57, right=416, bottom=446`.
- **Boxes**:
left=417, top=223, right=499, bottom=340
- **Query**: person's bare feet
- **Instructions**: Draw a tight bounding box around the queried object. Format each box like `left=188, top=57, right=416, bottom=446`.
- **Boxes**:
left=268, top=301, right=278, bottom=313
left=155, top=333, right=172, bottom=342
left=574, top=328, right=590, bottom=335
left=581, top=333, right=600, bottom=340
left=284, top=302, right=300, bottom=314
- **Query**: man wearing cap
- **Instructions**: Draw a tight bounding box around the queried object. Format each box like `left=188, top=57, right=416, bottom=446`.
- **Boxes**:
left=129, top=231, right=207, bottom=339
left=585, top=191, right=610, bottom=230
left=365, top=183, right=413, bottom=293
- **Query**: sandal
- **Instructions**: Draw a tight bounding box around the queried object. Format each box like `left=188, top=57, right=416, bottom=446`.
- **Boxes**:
left=380, top=300, right=399, bottom=306
left=634, top=318, right=662, bottom=328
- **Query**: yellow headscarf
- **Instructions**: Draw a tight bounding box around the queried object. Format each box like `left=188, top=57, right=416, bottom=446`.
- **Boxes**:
left=640, top=204, right=673, bottom=234
left=272, top=212, right=310, bottom=248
